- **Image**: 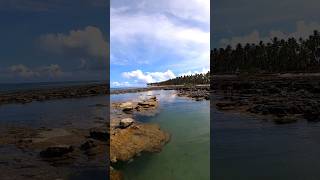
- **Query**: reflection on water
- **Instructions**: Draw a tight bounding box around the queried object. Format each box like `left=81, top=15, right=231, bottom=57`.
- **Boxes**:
left=0, top=96, right=108, bottom=179
left=111, top=90, right=210, bottom=180
left=212, top=102, right=320, bottom=180
left=0, top=96, right=107, bottom=129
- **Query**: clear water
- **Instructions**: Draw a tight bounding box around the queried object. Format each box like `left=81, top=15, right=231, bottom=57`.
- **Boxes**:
left=212, top=101, right=320, bottom=180
left=111, top=90, right=210, bottom=180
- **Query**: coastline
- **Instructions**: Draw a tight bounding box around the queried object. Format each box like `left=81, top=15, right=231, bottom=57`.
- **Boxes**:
left=0, top=83, right=210, bottom=179
left=213, top=73, right=320, bottom=124
left=0, top=84, right=210, bottom=105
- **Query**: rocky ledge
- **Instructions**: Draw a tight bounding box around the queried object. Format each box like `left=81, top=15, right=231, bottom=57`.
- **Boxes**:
left=110, top=96, right=170, bottom=180
left=213, top=74, right=320, bottom=124
left=0, top=83, right=108, bottom=105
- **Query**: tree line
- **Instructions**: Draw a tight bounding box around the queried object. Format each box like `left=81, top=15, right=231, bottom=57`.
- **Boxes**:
left=147, top=72, right=210, bottom=86
left=212, top=30, right=320, bottom=74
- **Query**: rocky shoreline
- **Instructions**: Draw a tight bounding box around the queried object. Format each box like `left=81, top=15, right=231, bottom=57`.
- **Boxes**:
left=0, top=84, right=210, bottom=106
left=0, top=83, right=209, bottom=179
left=213, top=74, right=320, bottom=124
left=0, top=83, right=108, bottom=105
left=110, top=96, right=170, bottom=180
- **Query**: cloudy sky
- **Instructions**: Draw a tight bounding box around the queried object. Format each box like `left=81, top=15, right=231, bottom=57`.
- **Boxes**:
left=110, top=0, right=210, bottom=87
left=212, top=0, right=320, bottom=48
left=0, top=0, right=108, bottom=83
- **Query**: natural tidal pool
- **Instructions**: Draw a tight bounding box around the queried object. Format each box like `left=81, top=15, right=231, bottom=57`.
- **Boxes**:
left=111, top=90, right=210, bottom=180
left=0, top=95, right=108, bottom=180
left=212, top=102, right=320, bottom=180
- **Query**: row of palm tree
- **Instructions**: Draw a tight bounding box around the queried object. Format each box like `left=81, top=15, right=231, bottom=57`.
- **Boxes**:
left=212, top=30, right=320, bottom=74
left=147, top=72, right=210, bottom=86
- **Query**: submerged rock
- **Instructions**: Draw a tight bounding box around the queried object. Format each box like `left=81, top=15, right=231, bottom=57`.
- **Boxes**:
left=110, top=123, right=170, bottom=163
left=40, top=145, right=74, bottom=158
left=110, top=168, right=124, bottom=180
left=273, top=116, right=298, bottom=124
left=89, top=129, right=108, bottom=141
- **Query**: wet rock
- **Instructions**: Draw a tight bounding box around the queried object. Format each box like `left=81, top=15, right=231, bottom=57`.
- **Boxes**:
left=40, top=145, right=74, bottom=158
left=110, top=168, right=124, bottom=180
left=119, top=118, right=134, bottom=129
left=216, top=102, right=237, bottom=110
left=138, top=101, right=156, bottom=107
left=89, top=129, right=108, bottom=141
left=273, top=116, right=298, bottom=124
left=119, top=102, right=134, bottom=112
left=110, top=123, right=170, bottom=163
left=80, top=140, right=97, bottom=151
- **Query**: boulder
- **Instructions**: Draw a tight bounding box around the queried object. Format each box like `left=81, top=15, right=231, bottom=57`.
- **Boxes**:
left=119, top=102, right=134, bottom=111
left=119, top=118, right=134, bottom=128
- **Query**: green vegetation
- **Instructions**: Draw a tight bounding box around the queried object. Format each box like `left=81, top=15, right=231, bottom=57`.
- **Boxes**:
left=147, top=72, right=210, bottom=86
left=212, top=30, right=320, bottom=74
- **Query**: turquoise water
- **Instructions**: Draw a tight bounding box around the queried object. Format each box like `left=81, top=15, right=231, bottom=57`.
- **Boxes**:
left=111, top=90, right=210, bottom=180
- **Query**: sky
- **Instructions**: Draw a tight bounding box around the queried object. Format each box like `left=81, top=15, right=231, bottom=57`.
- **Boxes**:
left=110, top=0, right=210, bottom=87
left=212, top=0, right=320, bottom=48
left=0, top=0, right=109, bottom=83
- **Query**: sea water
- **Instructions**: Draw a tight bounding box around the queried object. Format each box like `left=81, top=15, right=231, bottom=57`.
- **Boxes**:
left=111, top=90, right=210, bottom=180
left=212, top=102, right=320, bottom=180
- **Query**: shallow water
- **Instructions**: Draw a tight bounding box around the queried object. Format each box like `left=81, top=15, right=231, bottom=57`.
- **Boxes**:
left=111, top=90, right=210, bottom=180
left=0, top=95, right=108, bottom=179
left=212, top=102, right=320, bottom=180
left=0, top=95, right=107, bottom=129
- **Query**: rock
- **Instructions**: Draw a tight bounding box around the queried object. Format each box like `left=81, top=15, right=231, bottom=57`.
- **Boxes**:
left=110, top=123, right=170, bottom=163
left=89, top=129, right=108, bottom=141
left=138, top=100, right=157, bottom=107
left=40, top=145, right=74, bottom=158
left=150, top=96, right=157, bottom=101
left=273, top=116, right=298, bottom=124
left=119, top=102, right=134, bottom=111
left=80, top=140, right=97, bottom=151
left=110, top=168, right=124, bottom=180
left=216, top=102, right=237, bottom=110
left=119, top=118, right=134, bottom=128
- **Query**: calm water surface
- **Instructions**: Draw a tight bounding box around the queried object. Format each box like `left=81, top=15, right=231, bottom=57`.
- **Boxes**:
left=111, top=90, right=210, bottom=180
left=0, top=95, right=108, bottom=179
left=212, top=101, right=320, bottom=180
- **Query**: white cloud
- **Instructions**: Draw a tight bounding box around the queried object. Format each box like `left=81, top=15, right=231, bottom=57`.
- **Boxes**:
left=38, top=26, right=108, bottom=59
left=111, top=81, right=131, bottom=87
left=220, top=21, right=320, bottom=47
left=110, top=0, right=210, bottom=70
left=178, top=67, right=209, bottom=77
left=122, top=69, right=176, bottom=83
left=8, top=64, right=64, bottom=78
left=9, top=64, right=38, bottom=78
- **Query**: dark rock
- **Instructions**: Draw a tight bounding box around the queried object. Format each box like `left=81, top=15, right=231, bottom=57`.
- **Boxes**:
left=40, top=145, right=74, bottom=158
left=80, top=140, right=97, bottom=151
left=89, top=130, right=108, bottom=141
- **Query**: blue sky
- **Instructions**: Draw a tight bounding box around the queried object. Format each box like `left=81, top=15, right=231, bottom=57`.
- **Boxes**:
left=212, top=0, right=320, bottom=48
left=0, top=0, right=108, bottom=83
left=110, top=0, right=210, bottom=87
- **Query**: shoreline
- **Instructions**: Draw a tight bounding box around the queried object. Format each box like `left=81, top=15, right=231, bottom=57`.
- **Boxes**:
left=213, top=74, right=320, bottom=124
left=0, top=84, right=210, bottom=105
